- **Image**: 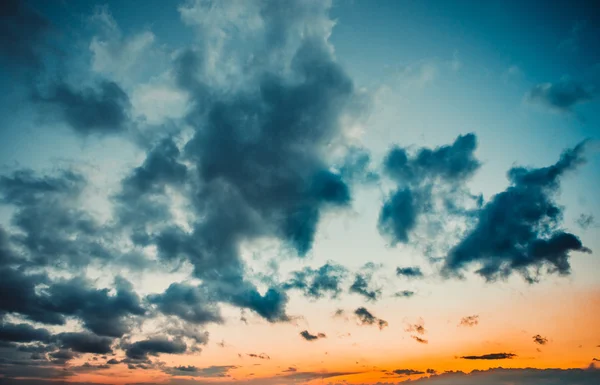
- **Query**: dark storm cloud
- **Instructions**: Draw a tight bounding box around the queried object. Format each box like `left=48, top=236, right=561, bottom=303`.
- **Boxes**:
left=0, top=0, right=52, bottom=69
left=115, top=138, right=188, bottom=232
left=0, top=267, right=144, bottom=337
left=527, top=79, right=595, bottom=112
left=0, top=323, right=51, bottom=343
left=33, top=80, right=131, bottom=135
left=283, top=263, right=348, bottom=299
left=379, top=134, right=481, bottom=245
left=148, top=283, right=222, bottom=325
left=299, top=330, right=326, bottom=342
left=459, top=315, right=479, bottom=327
left=533, top=335, right=548, bottom=345
left=56, top=332, right=112, bottom=354
left=125, top=337, right=186, bottom=360
left=349, top=273, right=381, bottom=301
left=354, top=307, right=388, bottom=330
left=461, top=353, right=516, bottom=360
left=443, top=141, right=591, bottom=283
left=396, top=266, right=424, bottom=278
left=0, top=169, right=112, bottom=268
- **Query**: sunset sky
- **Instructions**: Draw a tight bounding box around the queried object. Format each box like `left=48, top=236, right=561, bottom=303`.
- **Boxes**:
left=1, top=1, right=600, bottom=384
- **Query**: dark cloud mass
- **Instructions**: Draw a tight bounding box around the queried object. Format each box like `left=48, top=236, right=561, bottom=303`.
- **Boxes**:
left=57, top=332, right=113, bottom=354
left=527, top=79, right=595, bottom=112
left=0, top=0, right=52, bottom=69
left=33, top=80, right=131, bottom=135
left=443, top=142, right=591, bottom=282
left=461, top=353, right=516, bottom=360
left=125, top=337, right=186, bottom=360
left=379, top=134, right=481, bottom=245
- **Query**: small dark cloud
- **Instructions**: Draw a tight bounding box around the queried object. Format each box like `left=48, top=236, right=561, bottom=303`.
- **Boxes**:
left=349, top=273, right=381, bottom=301
left=106, top=358, right=120, bottom=365
left=396, top=266, right=424, bottom=278
left=247, top=353, right=270, bottom=360
left=406, top=320, right=426, bottom=335
left=459, top=315, right=479, bottom=327
left=299, top=330, right=326, bottom=342
left=593, top=358, right=600, bottom=362
left=426, top=369, right=437, bottom=374
left=443, top=142, right=591, bottom=283
left=394, top=290, right=416, bottom=298
left=354, top=307, right=388, bottom=330
left=125, top=337, right=186, bottom=360
left=411, top=336, right=428, bottom=344
left=527, top=79, right=594, bottom=113
left=392, top=369, right=425, bottom=376
left=577, top=214, right=595, bottom=230
left=33, top=80, right=131, bottom=135
left=283, top=367, right=297, bottom=372
left=461, top=353, right=516, bottom=360
left=533, top=334, right=548, bottom=345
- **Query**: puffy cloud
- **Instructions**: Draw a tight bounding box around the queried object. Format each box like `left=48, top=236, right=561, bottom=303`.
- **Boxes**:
left=349, top=272, right=382, bottom=302
left=148, top=283, right=222, bottom=325
left=527, top=79, right=594, bottom=113
left=33, top=80, right=131, bottom=136
left=379, top=134, right=481, bottom=245
left=57, top=332, right=113, bottom=354
left=283, top=263, right=348, bottom=299
left=125, top=337, right=186, bottom=360
left=443, top=142, right=591, bottom=283
left=0, top=323, right=51, bottom=343
left=354, top=307, right=388, bottom=330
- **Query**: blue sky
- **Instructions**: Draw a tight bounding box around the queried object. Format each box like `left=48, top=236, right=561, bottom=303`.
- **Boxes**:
left=0, top=1, right=599, bottom=385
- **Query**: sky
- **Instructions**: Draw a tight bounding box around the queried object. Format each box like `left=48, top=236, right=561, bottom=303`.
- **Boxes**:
left=0, top=0, right=599, bottom=384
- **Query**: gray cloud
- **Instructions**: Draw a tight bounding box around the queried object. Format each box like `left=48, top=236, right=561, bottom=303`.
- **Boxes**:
left=379, top=134, right=481, bottom=245
left=354, top=307, right=388, bottom=330
left=527, top=79, right=595, bottom=113
left=396, top=266, right=424, bottom=279
left=443, top=141, right=591, bottom=283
